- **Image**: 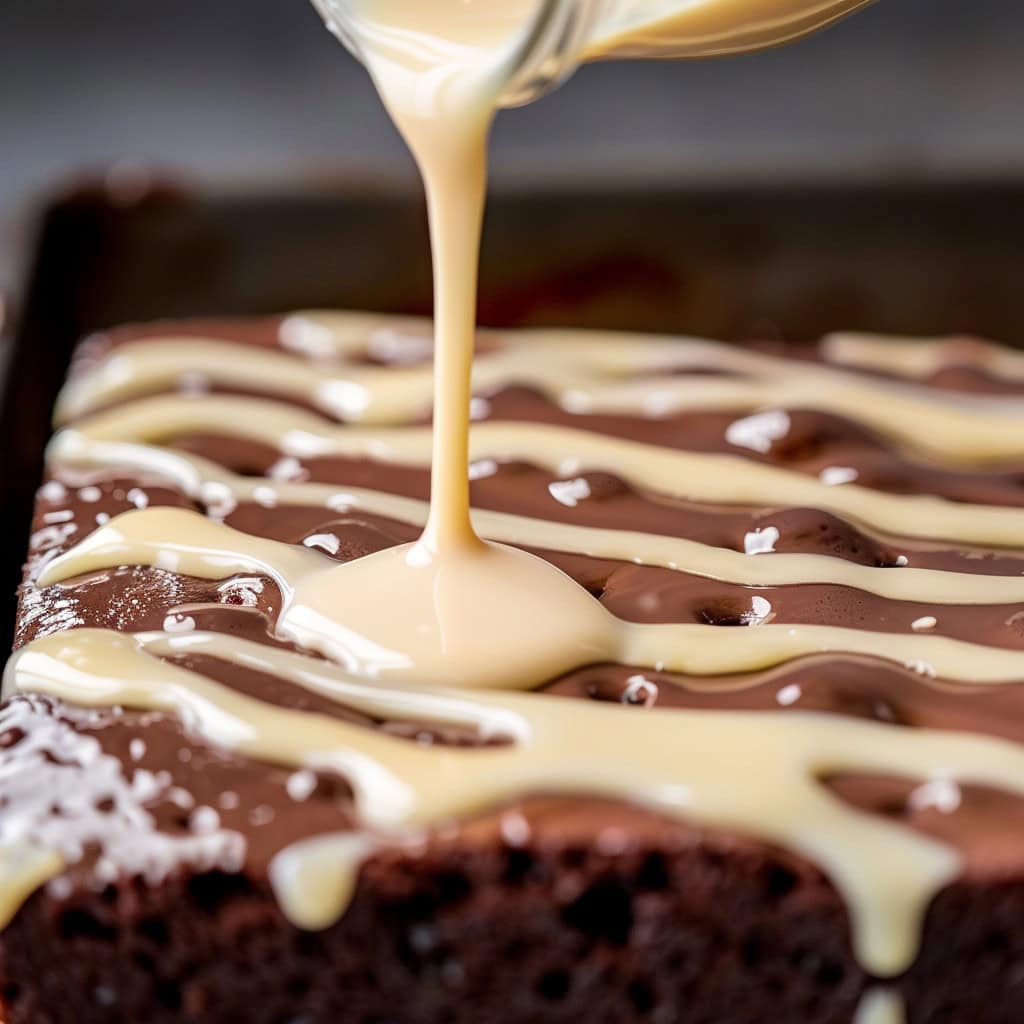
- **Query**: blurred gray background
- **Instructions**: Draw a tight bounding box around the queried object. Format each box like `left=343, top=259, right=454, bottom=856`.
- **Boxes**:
left=1, top=0, right=1023, bottom=306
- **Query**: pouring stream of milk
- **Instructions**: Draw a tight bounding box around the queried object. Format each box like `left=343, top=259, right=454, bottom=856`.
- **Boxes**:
left=306, top=0, right=875, bottom=683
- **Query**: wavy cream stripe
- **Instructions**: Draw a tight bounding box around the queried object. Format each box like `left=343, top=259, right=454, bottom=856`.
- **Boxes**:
left=43, top=433, right=1024, bottom=606
left=56, top=327, right=1024, bottom=466
left=293, top=312, right=1024, bottom=388
left=35, top=508, right=1024, bottom=685
left=823, top=332, right=1024, bottom=384
left=11, top=626, right=1024, bottom=974
left=618, top=622, right=1024, bottom=683
left=59, top=395, right=1024, bottom=548
left=556, top=375, right=1024, bottom=467
left=133, top=631, right=531, bottom=741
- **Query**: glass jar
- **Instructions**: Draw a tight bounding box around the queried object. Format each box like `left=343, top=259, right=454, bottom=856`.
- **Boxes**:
left=312, top=0, right=876, bottom=109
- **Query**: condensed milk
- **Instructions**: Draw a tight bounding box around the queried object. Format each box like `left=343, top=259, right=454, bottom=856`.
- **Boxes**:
left=293, top=0, right=880, bottom=689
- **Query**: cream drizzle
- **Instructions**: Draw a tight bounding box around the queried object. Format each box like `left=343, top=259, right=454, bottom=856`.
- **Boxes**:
left=45, top=438, right=1024, bottom=607
left=55, top=394, right=1024, bottom=548
left=36, top=508, right=611, bottom=689
left=35, top=508, right=1024, bottom=687
left=0, top=843, right=62, bottom=934
left=824, top=332, right=1024, bottom=384
left=12, top=626, right=1024, bottom=975
left=268, top=832, right=379, bottom=931
left=56, top=322, right=1024, bottom=467
left=285, top=310, right=1024, bottom=390
left=37, top=305, right=1024, bottom=990
left=285, top=0, right=617, bottom=741
left=309, top=0, right=1000, bottom=1010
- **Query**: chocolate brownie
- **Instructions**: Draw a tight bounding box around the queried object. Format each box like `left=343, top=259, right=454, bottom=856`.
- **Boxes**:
left=2, top=314, right=1023, bottom=1023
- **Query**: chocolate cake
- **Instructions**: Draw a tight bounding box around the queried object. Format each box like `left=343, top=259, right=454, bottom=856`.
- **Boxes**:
left=2, top=312, right=1024, bottom=1023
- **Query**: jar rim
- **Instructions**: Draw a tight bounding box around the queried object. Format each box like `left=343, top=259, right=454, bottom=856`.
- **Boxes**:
left=500, top=0, right=608, bottom=109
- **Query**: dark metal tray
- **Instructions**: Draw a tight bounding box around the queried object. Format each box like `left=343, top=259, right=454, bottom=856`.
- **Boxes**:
left=3, top=179, right=1023, bottom=648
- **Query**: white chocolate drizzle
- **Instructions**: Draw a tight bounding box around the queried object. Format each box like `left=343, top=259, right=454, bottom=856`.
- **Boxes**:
left=29, top=312, right=1024, bottom=979
left=34, top=508, right=1024, bottom=687
left=824, top=332, right=1024, bottom=384
left=19, top=311, right=1024, bottom=997
left=11, top=627, right=1024, bottom=975
left=0, top=843, right=63, bottom=935
left=52, top=394, right=1024, bottom=548
left=57, top=320, right=1024, bottom=467
left=269, top=832, right=380, bottom=931
left=45, top=436, right=1024, bottom=607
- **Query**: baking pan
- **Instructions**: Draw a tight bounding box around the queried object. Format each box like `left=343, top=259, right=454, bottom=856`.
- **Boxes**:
left=4, top=178, right=1024, bottom=649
